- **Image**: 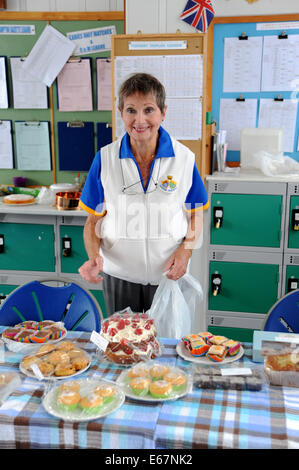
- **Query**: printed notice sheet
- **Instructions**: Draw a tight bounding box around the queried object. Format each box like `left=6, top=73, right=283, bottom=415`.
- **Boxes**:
left=258, top=99, right=298, bottom=152
left=261, top=35, right=299, bottom=91
left=0, top=121, right=13, bottom=169
left=114, top=55, right=203, bottom=139
left=219, top=99, right=258, bottom=151
left=22, top=25, right=75, bottom=87
left=10, top=57, right=48, bottom=109
left=15, top=121, right=51, bottom=170
left=97, top=58, right=112, bottom=111
left=57, top=59, right=92, bottom=111
left=223, top=37, right=263, bottom=92
left=0, top=57, right=8, bottom=108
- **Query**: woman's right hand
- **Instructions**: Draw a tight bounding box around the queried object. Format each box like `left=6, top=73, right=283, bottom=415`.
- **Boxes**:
left=78, top=256, right=103, bottom=284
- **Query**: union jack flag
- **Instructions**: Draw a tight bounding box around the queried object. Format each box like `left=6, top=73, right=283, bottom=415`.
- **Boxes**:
left=180, top=0, right=215, bottom=33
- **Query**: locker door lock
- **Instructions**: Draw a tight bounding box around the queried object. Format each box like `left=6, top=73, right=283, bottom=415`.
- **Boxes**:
left=0, top=234, right=4, bottom=253
left=291, top=209, right=299, bottom=231
left=211, top=273, right=222, bottom=296
left=213, top=207, right=223, bottom=229
left=288, top=277, right=299, bottom=292
left=62, top=237, right=72, bottom=257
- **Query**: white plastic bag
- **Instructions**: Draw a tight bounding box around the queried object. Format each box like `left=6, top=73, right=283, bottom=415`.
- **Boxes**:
left=148, top=273, right=204, bottom=339
left=252, top=151, right=299, bottom=177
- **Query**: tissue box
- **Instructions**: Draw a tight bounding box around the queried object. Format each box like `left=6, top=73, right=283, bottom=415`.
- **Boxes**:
left=252, top=330, right=299, bottom=363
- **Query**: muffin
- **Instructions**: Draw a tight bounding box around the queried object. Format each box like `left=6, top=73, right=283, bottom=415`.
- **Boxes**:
left=58, top=381, right=81, bottom=393
left=129, top=377, right=151, bottom=396
left=164, top=371, right=187, bottom=391
left=57, top=390, right=81, bottom=412
left=80, top=392, right=104, bottom=414
left=127, top=365, right=150, bottom=379
left=93, top=384, right=116, bottom=403
left=149, top=364, right=170, bottom=381
left=149, top=380, right=172, bottom=399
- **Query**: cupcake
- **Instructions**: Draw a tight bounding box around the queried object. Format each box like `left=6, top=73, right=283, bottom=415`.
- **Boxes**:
left=149, top=380, right=172, bottom=399
left=127, top=365, right=150, bottom=379
left=129, top=377, right=151, bottom=396
left=80, top=392, right=104, bottom=414
left=149, top=364, right=170, bottom=381
left=164, top=371, right=187, bottom=391
left=93, top=384, right=116, bottom=404
left=57, top=390, right=81, bottom=412
left=58, top=381, right=81, bottom=393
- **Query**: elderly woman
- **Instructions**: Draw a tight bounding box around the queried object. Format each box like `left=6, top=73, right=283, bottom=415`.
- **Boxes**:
left=78, top=73, right=208, bottom=316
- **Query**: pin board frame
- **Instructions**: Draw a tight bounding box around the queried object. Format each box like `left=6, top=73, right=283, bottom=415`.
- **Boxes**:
left=111, top=33, right=208, bottom=177
left=207, top=14, right=299, bottom=171
left=0, top=11, right=124, bottom=186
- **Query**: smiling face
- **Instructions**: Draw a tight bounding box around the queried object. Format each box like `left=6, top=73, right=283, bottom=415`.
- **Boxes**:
left=119, top=92, right=167, bottom=150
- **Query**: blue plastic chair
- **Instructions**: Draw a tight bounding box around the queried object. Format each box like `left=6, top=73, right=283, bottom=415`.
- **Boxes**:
left=0, top=277, right=103, bottom=332
left=263, top=289, right=299, bottom=333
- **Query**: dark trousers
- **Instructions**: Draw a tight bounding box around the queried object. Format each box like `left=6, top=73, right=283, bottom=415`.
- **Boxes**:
left=102, top=273, right=158, bottom=317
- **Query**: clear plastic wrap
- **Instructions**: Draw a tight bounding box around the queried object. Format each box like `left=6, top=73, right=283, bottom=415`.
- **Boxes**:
left=97, top=308, right=162, bottom=366
left=2, top=321, right=67, bottom=354
left=0, top=372, right=22, bottom=405
left=42, top=377, right=125, bottom=422
left=19, top=340, right=92, bottom=380
left=193, top=363, right=266, bottom=391
left=262, top=344, right=299, bottom=388
left=116, top=360, right=192, bottom=401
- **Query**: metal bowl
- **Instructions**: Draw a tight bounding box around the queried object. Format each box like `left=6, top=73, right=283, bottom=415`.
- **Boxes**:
left=56, top=191, right=81, bottom=210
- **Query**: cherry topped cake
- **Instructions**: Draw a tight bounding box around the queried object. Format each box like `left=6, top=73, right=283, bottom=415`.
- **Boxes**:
left=100, top=311, right=161, bottom=364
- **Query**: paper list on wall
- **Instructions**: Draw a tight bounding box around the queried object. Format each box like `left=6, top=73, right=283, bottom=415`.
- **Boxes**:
left=219, top=99, right=258, bottom=151
left=57, top=59, right=92, bottom=111
left=163, top=98, right=202, bottom=140
left=223, top=37, right=263, bottom=92
left=0, top=121, right=13, bottom=169
left=22, top=24, right=75, bottom=87
left=0, top=57, right=8, bottom=108
left=258, top=99, right=298, bottom=152
left=10, top=57, right=48, bottom=109
left=97, top=58, right=112, bottom=111
left=114, top=55, right=203, bottom=139
left=261, top=35, right=299, bottom=91
left=15, top=121, right=51, bottom=170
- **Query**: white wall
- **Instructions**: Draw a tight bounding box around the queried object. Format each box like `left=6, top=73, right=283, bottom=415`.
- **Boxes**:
left=126, top=0, right=299, bottom=34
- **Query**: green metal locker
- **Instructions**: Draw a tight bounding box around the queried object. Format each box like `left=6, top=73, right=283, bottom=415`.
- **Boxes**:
left=0, top=223, right=55, bottom=271
left=59, top=225, right=86, bottom=274
left=210, top=193, right=282, bottom=247
left=287, top=195, right=299, bottom=250
left=209, top=260, right=280, bottom=314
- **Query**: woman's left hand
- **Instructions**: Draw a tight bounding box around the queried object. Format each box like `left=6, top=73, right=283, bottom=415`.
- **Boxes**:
left=163, top=245, right=192, bottom=280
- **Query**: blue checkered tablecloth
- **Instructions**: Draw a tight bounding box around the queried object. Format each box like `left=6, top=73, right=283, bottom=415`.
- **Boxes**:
left=0, top=329, right=298, bottom=449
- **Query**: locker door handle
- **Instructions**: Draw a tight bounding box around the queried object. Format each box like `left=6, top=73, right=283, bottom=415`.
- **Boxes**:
left=291, top=209, right=299, bottom=231
left=0, top=234, right=4, bottom=253
left=211, top=273, right=222, bottom=296
left=213, top=207, right=223, bottom=229
left=62, top=236, right=72, bottom=257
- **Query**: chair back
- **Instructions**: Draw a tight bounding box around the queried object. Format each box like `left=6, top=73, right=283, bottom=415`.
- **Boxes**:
left=263, top=289, right=299, bottom=333
left=0, top=277, right=103, bottom=332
